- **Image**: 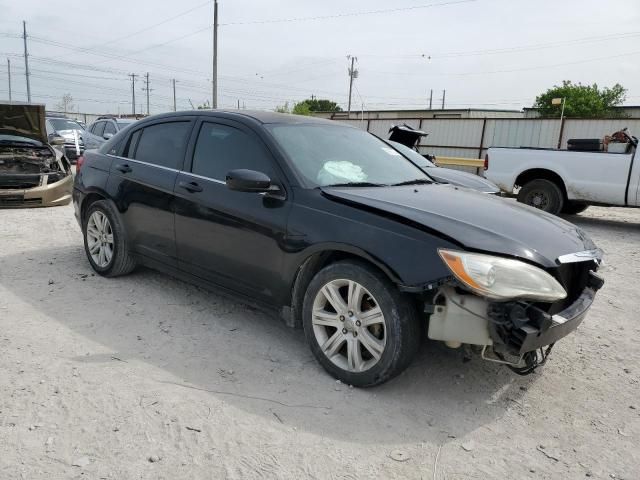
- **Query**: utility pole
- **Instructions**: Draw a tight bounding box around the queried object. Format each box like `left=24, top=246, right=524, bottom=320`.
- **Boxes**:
left=172, top=79, right=177, bottom=111
left=347, top=55, right=358, bottom=116
left=441, top=89, right=446, bottom=110
left=142, top=72, right=153, bottom=116
left=429, top=89, right=433, bottom=110
left=212, top=0, right=218, bottom=109
left=7, top=59, right=12, bottom=103
left=128, top=73, right=138, bottom=116
left=237, top=99, right=240, bottom=109
left=22, top=21, right=31, bottom=103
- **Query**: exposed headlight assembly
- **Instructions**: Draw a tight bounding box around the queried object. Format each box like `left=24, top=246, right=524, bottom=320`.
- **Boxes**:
left=438, top=249, right=567, bottom=302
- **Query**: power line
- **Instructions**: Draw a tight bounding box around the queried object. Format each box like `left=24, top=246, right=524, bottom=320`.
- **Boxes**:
left=94, top=0, right=212, bottom=47
left=219, top=0, right=475, bottom=26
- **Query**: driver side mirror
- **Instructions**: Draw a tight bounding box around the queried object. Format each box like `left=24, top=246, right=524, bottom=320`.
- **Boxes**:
left=226, top=169, right=280, bottom=194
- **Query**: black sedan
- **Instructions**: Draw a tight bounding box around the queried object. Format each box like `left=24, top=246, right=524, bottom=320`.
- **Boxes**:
left=386, top=140, right=500, bottom=194
left=73, top=111, right=603, bottom=387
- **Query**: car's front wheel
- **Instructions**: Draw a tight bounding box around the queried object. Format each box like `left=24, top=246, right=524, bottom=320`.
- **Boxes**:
left=302, top=260, right=421, bottom=387
left=83, top=199, right=136, bottom=277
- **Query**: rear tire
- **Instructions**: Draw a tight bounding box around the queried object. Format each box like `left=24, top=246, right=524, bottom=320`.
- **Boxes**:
left=517, top=179, right=564, bottom=215
left=302, top=260, right=421, bottom=387
left=83, top=200, right=137, bottom=277
left=562, top=201, right=589, bottom=215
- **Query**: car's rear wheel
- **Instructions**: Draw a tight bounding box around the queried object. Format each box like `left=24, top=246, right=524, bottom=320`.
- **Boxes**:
left=517, top=179, right=564, bottom=215
left=562, top=201, right=589, bottom=215
left=302, top=260, right=421, bottom=387
left=83, top=200, right=136, bottom=277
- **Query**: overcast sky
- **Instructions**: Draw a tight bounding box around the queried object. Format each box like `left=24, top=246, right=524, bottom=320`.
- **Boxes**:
left=1, top=0, right=639, bottom=115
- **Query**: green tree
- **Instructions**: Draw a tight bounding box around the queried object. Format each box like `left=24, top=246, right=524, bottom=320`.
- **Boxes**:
left=533, top=81, right=627, bottom=118
left=292, top=101, right=312, bottom=116
left=275, top=98, right=343, bottom=116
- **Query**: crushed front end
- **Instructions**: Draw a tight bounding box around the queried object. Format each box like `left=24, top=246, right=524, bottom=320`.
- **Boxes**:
left=424, top=250, right=604, bottom=374
left=0, top=143, right=72, bottom=207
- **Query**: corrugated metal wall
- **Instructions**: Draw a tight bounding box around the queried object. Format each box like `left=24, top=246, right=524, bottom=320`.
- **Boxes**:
left=333, top=116, right=640, bottom=160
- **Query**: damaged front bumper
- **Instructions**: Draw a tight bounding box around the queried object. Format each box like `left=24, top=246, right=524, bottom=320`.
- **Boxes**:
left=426, top=269, right=604, bottom=372
left=0, top=174, right=73, bottom=207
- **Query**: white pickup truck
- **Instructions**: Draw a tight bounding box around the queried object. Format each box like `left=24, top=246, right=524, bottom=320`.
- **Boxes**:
left=484, top=130, right=639, bottom=215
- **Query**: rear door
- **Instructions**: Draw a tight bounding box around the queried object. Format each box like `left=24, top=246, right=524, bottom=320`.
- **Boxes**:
left=107, top=117, right=194, bottom=267
left=174, top=118, right=291, bottom=303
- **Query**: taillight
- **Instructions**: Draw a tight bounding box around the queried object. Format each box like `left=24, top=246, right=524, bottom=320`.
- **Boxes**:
left=76, top=155, right=85, bottom=173
left=483, top=154, right=489, bottom=171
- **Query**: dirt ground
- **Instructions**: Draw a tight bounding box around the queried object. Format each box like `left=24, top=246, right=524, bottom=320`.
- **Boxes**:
left=0, top=202, right=638, bottom=480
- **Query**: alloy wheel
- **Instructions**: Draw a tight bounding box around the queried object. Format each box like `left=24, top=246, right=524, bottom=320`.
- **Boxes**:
left=311, top=279, right=387, bottom=373
left=86, top=211, right=114, bottom=268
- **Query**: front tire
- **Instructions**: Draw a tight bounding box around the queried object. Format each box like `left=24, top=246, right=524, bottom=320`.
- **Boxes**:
left=517, top=179, right=564, bottom=215
left=302, top=260, right=421, bottom=387
left=83, top=200, right=137, bottom=277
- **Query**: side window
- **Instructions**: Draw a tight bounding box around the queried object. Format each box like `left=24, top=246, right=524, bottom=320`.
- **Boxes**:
left=192, top=122, right=273, bottom=181
left=93, top=122, right=106, bottom=137
left=104, top=122, right=117, bottom=136
left=133, top=121, right=190, bottom=169
left=122, top=129, right=142, bottom=158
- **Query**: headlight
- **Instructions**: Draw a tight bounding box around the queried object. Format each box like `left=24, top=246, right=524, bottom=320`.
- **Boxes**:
left=438, top=249, right=566, bottom=302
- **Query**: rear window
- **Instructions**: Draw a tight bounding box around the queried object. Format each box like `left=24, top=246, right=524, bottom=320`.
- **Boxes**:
left=93, top=122, right=106, bottom=137
left=132, top=122, right=191, bottom=169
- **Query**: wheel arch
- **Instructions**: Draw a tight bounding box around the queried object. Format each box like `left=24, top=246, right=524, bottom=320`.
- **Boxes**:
left=80, top=189, right=111, bottom=224
left=515, top=168, right=568, bottom=199
left=285, top=245, right=404, bottom=329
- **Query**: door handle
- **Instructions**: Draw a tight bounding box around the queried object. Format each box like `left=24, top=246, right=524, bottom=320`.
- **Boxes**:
left=178, top=181, right=203, bottom=193
left=115, top=163, right=132, bottom=173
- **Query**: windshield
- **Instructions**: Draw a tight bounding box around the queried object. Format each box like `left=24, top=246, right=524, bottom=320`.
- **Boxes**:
left=49, top=118, right=83, bottom=132
left=0, top=134, right=42, bottom=146
left=268, top=124, right=430, bottom=187
left=387, top=141, right=436, bottom=168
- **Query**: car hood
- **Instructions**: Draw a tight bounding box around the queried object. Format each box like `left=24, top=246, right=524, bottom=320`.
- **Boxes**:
left=0, top=103, right=48, bottom=143
left=322, top=183, right=597, bottom=268
left=427, top=167, right=500, bottom=193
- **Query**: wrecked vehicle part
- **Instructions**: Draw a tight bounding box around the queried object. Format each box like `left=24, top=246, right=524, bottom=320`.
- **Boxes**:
left=423, top=256, right=604, bottom=374
left=1, top=103, right=73, bottom=207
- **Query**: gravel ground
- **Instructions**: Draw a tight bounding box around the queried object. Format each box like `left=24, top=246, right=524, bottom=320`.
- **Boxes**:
left=0, top=203, right=639, bottom=480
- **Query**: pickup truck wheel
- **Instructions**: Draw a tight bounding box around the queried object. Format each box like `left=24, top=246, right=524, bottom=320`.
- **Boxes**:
left=302, top=260, right=421, bottom=387
left=562, top=201, right=589, bottom=215
left=517, top=179, right=564, bottom=215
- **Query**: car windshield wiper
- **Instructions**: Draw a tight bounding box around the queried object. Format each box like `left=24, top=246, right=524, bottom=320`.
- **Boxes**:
left=391, top=178, right=433, bottom=186
left=323, top=181, right=387, bottom=187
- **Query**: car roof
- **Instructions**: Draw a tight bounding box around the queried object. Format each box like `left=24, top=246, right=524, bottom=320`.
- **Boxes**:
left=144, top=109, right=344, bottom=126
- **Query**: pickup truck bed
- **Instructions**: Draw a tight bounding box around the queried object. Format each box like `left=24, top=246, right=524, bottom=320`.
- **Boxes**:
left=484, top=145, right=639, bottom=215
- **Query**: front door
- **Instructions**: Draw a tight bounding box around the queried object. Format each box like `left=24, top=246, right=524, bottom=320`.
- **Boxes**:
left=174, top=119, right=291, bottom=303
left=107, top=118, right=193, bottom=266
